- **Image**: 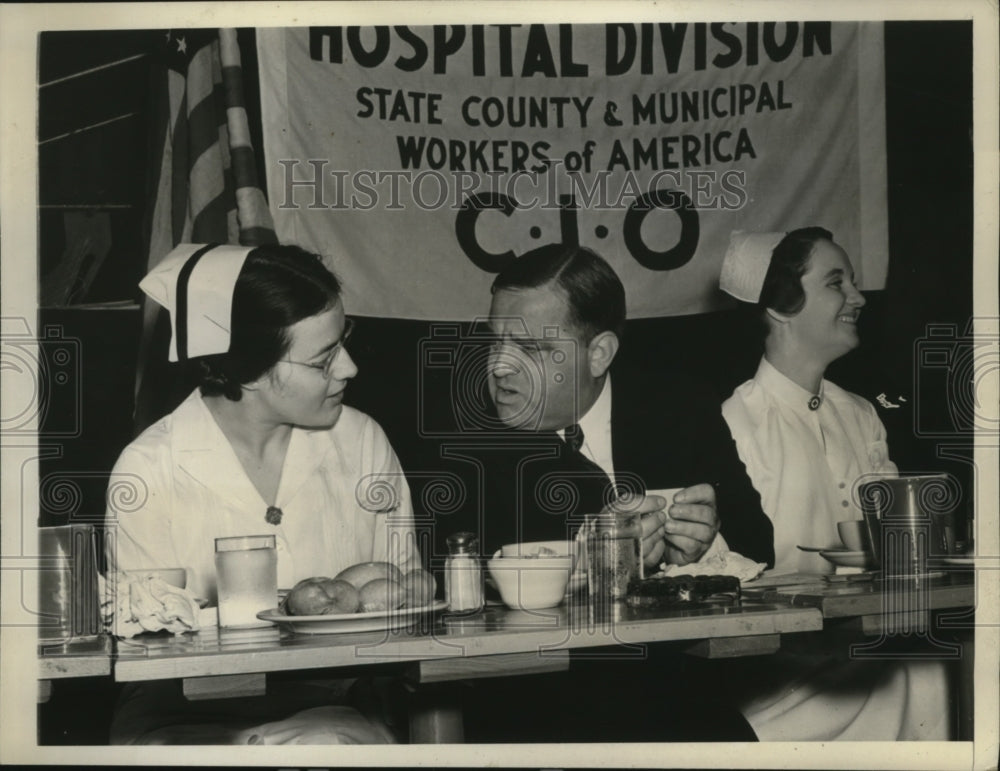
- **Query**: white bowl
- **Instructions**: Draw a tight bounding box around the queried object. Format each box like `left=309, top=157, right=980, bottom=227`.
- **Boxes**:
left=500, top=540, right=584, bottom=595
left=500, top=539, right=577, bottom=562
left=487, top=554, right=573, bottom=610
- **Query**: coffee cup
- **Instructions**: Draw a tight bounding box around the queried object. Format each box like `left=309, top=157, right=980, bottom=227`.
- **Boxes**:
left=837, top=520, right=869, bottom=552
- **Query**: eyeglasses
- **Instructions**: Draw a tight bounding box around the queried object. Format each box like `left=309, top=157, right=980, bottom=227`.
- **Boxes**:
left=283, top=318, right=355, bottom=379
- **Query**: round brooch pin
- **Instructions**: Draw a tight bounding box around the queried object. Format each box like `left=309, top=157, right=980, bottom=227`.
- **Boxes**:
left=265, top=506, right=283, bottom=525
left=808, top=395, right=822, bottom=411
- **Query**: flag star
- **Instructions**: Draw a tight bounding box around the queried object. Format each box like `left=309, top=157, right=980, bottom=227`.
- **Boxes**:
left=177, top=36, right=187, bottom=54
left=165, top=30, right=171, bottom=43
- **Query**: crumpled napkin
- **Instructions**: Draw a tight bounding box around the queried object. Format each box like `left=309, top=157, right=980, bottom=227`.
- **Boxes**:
left=101, top=571, right=201, bottom=637
left=652, top=550, right=767, bottom=583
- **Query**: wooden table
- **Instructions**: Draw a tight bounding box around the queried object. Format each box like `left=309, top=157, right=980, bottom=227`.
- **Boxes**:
left=39, top=570, right=976, bottom=742
left=37, top=635, right=113, bottom=703
left=112, top=598, right=823, bottom=742
left=741, top=568, right=975, bottom=619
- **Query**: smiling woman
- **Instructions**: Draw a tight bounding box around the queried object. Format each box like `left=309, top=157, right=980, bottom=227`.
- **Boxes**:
left=720, top=227, right=888, bottom=574
left=717, top=228, right=949, bottom=742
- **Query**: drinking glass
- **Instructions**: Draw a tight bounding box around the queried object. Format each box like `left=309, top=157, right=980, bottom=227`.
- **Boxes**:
left=214, top=535, right=277, bottom=628
left=586, top=511, right=642, bottom=616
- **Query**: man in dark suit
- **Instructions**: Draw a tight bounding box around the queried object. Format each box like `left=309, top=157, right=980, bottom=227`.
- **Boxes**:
left=478, top=242, right=773, bottom=568
left=458, top=243, right=771, bottom=743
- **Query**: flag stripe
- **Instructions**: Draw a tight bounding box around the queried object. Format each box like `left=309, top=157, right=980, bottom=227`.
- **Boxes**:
left=137, top=28, right=277, bottom=430
left=191, top=189, right=234, bottom=243
left=185, top=93, right=227, bottom=174
left=239, top=226, right=280, bottom=245
left=235, top=187, right=278, bottom=244
left=147, top=121, right=175, bottom=270
left=219, top=28, right=276, bottom=244
left=184, top=42, right=218, bottom=114
left=188, top=144, right=227, bottom=219
left=169, top=105, right=190, bottom=246
left=227, top=208, right=240, bottom=245
left=220, top=35, right=248, bottom=114
left=226, top=106, right=252, bottom=148
left=230, top=145, right=260, bottom=189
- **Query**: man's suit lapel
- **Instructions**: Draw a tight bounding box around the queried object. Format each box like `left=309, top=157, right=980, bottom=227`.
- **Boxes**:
left=610, top=370, right=648, bottom=490
left=608, top=369, right=677, bottom=494
left=513, top=430, right=614, bottom=542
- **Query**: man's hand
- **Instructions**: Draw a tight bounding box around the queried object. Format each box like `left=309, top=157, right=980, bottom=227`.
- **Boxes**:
left=660, top=484, right=719, bottom=566
left=602, top=494, right=669, bottom=570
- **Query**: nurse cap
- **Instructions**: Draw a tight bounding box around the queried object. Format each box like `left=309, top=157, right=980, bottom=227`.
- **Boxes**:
left=719, top=230, right=786, bottom=303
left=139, top=243, right=254, bottom=362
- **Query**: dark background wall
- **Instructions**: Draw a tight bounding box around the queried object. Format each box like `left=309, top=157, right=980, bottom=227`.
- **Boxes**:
left=37, top=21, right=975, bottom=559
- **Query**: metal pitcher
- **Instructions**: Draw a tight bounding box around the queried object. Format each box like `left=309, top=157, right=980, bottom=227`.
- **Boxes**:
left=858, top=474, right=960, bottom=577
left=38, top=525, right=101, bottom=640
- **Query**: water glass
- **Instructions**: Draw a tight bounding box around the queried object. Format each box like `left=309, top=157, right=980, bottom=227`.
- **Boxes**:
left=214, top=535, right=277, bottom=628
left=586, top=511, right=642, bottom=603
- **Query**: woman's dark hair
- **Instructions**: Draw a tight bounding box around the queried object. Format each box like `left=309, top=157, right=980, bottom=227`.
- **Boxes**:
left=758, top=226, right=834, bottom=316
left=490, top=243, right=626, bottom=341
left=197, top=244, right=342, bottom=400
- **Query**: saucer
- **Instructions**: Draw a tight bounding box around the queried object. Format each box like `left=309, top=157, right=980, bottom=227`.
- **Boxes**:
left=941, top=556, right=977, bottom=567
left=879, top=571, right=945, bottom=581
left=819, top=549, right=874, bottom=569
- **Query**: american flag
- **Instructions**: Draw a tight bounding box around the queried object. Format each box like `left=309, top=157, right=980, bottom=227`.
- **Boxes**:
left=134, top=28, right=276, bottom=432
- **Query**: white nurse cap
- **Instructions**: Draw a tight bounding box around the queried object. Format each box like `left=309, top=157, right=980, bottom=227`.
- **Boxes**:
left=719, top=231, right=786, bottom=303
left=139, top=243, right=254, bottom=361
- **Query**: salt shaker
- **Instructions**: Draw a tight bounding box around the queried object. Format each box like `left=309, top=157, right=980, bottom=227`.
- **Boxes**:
left=444, top=532, right=484, bottom=614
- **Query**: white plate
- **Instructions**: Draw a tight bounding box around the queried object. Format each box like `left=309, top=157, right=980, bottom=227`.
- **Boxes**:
left=257, top=600, right=447, bottom=635
left=820, top=550, right=874, bottom=569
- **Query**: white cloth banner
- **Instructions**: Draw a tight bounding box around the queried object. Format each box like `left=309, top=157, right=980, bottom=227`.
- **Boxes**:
left=258, top=22, right=887, bottom=320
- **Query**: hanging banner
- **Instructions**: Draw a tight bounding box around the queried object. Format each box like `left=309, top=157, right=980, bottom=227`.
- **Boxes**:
left=258, top=22, right=887, bottom=319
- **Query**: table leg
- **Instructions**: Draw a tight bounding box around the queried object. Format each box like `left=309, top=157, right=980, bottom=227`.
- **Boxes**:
left=408, top=683, right=464, bottom=743
left=957, top=629, right=974, bottom=741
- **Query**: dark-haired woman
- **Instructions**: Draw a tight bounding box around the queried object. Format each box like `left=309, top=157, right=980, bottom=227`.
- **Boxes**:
left=716, top=228, right=948, bottom=741
left=105, top=243, right=417, bottom=744
left=720, top=227, right=896, bottom=574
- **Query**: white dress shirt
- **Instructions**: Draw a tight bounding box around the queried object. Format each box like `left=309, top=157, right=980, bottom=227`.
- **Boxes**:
left=559, top=375, right=616, bottom=484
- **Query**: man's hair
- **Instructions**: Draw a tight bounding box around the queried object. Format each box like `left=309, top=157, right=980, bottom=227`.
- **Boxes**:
left=491, top=244, right=626, bottom=341
left=758, top=226, right=834, bottom=316
left=197, top=244, right=342, bottom=400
